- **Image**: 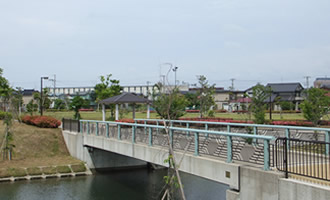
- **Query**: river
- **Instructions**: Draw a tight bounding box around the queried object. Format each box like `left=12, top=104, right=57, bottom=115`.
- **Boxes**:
left=0, top=168, right=228, bottom=200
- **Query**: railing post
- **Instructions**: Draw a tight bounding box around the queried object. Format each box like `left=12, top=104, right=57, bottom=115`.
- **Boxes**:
left=194, top=132, right=199, bottom=156
left=326, top=131, right=330, bottom=155
left=96, top=122, right=99, bottom=136
left=285, top=128, right=290, bottom=150
left=253, top=127, right=257, bottom=144
left=106, top=123, right=109, bottom=138
left=186, top=123, right=190, bottom=136
left=283, top=137, right=288, bottom=178
left=205, top=124, right=209, bottom=138
left=227, top=136, right=232, bottom=163
left=263, top=140, right=270, bottom=171
left=144, top=121, right=147, bottom=135
left=87, top=122, right=90, bottom=135
left=227, top=125, right=231, bottom=133
left=79, top=121, right=82, bottom=133
left=118, top=125, right=121, bottom=140
left=148, top=127, right=152, bottom=146
left=132, top=125, right=136, bottom=144
left=156, top=121, right=159, bottom=134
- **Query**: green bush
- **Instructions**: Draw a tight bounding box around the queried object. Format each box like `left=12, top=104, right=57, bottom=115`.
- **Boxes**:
left=0, top=111, right=12, bottom=120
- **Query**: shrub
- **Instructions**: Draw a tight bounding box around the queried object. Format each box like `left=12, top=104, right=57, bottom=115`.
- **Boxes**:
left=21, top=115, right=61, bottom=128
left=0, top=111, right=12, bottom=120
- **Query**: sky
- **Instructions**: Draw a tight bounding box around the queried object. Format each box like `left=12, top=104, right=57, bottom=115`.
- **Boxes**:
left=1, top=0, right=330, bottom=90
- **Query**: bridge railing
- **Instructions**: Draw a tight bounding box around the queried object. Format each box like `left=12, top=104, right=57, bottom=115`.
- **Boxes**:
left=77, top=119, right=275, bottom=171
left=135, top=118, right=330, bottom=155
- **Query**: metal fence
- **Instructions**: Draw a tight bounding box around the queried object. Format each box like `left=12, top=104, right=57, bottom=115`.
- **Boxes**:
left=78, top=119, right=274, bottom=170
left=275, top=137, right=330, bottom=181
left=62, top=118, right=80, bottom=132
left=135, top=118, right=330, bottom=155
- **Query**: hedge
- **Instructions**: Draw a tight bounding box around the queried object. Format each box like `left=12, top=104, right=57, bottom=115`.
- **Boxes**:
left=21, top=115, right=61, bottom=128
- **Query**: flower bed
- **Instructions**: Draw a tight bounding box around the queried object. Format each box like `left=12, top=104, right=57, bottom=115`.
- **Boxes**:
left=79, top=108, right=94, bottom=112
left=185, top=110, right=200, bottom=113
left=21, top=116, right=61, bottom=128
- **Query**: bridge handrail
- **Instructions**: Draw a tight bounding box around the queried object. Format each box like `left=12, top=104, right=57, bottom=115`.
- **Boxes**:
left=80, top=120, right=275, bottom=140
left=79, top=119, right=274, bottom=170
left=134, top=118, right=330, bottom=132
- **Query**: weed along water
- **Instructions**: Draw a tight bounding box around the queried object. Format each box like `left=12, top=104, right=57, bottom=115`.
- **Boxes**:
left=0, top=168, right=229, bottom=200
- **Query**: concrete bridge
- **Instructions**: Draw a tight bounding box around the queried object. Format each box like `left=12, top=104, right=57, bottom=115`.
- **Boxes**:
left=62, top=119, right=330, bottom=200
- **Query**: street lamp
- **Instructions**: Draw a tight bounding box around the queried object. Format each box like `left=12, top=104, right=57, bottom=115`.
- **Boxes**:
left=40, top=76, right=49, bottom=116
left=172, top=66, right=178, bottom=87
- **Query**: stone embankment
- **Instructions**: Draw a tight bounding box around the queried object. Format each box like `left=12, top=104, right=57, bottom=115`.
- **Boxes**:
left=0, top=163, right=91, bottom=182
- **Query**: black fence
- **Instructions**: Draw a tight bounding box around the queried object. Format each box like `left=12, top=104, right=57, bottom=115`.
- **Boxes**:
left=275, top=137, right=329, bottom=181
left=62, top=118, right=80, bottom=132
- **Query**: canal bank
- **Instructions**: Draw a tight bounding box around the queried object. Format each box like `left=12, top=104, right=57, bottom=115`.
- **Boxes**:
left=0, top=168, right=229, bottom=200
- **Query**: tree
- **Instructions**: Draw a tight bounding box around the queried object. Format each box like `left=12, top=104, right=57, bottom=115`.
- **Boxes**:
left=196, top=75, right=216, bottom=118
left=184, top=92, right=200, bottom=109
left=33, top=88, right=51, bottom=113
left=1, top=112, right=14, bottom=160
left=26, top=99, right=38, bottom=115
left=152, top=84, right=188, bottom=120
left=10, top=87, right=23, bottom=122
left=70, top=96, right=89, bottom=120
left=54, top=99, right=66, bottom=110
left=0, top=68, right=12, bottom=111
left=300, top=88, right=330, bottom=126
left=250, top=84, right=271, bottom=124
left=94, top=74, right=121, bottom=119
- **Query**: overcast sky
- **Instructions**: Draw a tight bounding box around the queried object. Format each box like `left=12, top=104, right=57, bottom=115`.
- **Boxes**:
left=1, top=0, right=329, bottom=90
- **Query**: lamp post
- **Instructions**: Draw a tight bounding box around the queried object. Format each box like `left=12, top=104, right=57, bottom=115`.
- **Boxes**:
left=172, top=66, right=178, bottom=87
left=40, top=76, right=49, bottom=116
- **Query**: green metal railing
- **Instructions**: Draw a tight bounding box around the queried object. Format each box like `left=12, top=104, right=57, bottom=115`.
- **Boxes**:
left=135, top=118, right=330, bottom=155
left=79, top=119, right=275, bottom=171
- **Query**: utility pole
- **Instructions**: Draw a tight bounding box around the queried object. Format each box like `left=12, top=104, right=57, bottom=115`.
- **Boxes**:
left=304, top=76, right=311, bottom=89
left=49, top=74, right=56, bottom=108
left=230, top=78, right=235, bottom=91
left=40, top=76, right=49, bottom=116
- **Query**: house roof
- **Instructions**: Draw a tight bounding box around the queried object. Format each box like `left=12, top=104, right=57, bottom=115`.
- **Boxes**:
left=99, top=92, right=150, bottom=104
left=22, top=89, right=38, bottom=96
left=315, top=77, right=330, bottom=81
left=266, top=83, right=304, bottom=93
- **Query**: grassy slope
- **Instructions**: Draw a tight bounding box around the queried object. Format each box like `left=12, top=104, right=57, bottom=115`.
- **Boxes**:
left=0, top=122, right=81, bottom=169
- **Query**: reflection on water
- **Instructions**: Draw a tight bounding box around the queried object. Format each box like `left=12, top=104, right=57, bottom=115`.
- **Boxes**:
left=0, top=169, right=228, bottom=200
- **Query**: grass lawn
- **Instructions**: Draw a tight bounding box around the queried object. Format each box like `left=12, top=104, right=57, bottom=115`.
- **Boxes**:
left=42, top=110, right=330, bottom=122
left=0, top=122, right=82, bottom=169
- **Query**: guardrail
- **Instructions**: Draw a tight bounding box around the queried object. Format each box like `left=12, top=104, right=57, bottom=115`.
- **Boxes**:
left=135, top=118, right=330, bottom=155
left=275, top=137, right=330, bottom=181
left=75, top=119, right=275, bottom=170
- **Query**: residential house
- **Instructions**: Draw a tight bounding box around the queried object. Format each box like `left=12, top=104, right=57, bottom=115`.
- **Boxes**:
left=266, top=83, right=305, bottom=111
